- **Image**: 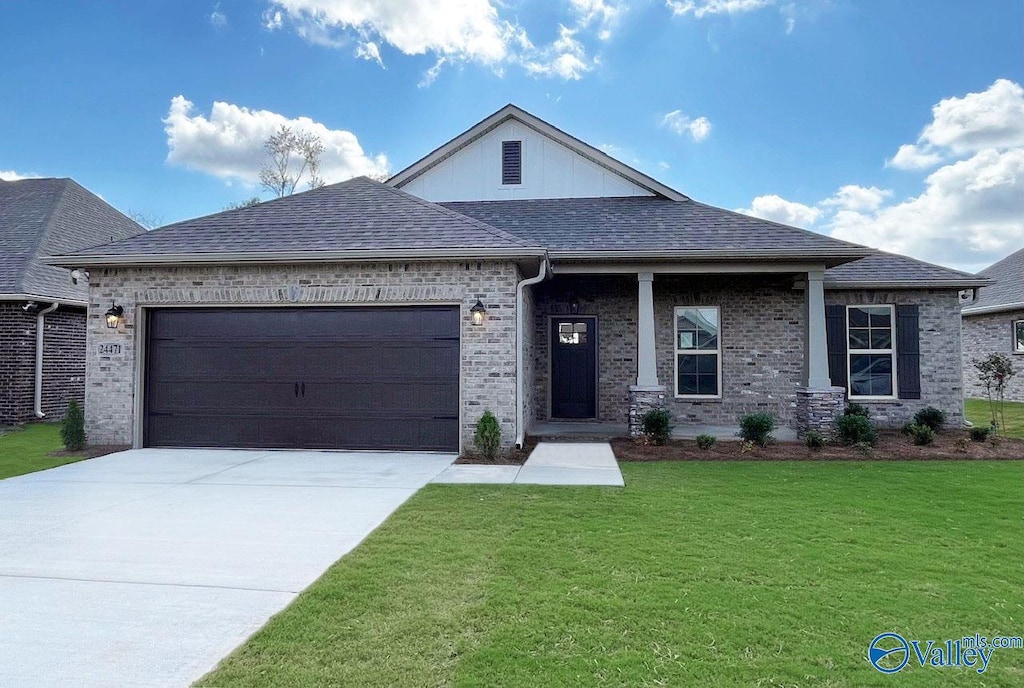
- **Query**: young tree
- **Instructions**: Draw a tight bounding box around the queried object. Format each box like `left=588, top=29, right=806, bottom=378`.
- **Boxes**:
left=974, top=354, right=1016, bottom=435
left=258, top=125, right=326, bottom=197
left=223, top=197, right=262, bottom=211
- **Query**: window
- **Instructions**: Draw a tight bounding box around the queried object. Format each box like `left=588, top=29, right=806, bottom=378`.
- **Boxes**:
left=501, top=140, right=522, bottom=185
left=675, top=307, right=720, bottom=397
left=847, top=305, right=895, bottom=398
left=1015, top=320, right=1024, bottom=353
left=558, top=321, right=587, bottom=345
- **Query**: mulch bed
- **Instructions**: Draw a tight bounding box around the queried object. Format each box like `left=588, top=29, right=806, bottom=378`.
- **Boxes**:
left=455, top=439, right=537, bottom=465
left=612, top=430, right=1024, bottom=462
left=49, top=445, right=131, bottom=460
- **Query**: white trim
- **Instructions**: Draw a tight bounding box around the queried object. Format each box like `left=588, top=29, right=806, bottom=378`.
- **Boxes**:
left=1014, top=319, right=1024, bottom=354
left=546, top=314, right=600, bottom=421
left=963, top=301, right=1024, bottom=316
left=0, top=293, right=87, bottom=307
left=845, top=304, right=897, bottom=400
left=673, top=306, right=722, bottom=400
left=554, top=261, right=829, bottom=275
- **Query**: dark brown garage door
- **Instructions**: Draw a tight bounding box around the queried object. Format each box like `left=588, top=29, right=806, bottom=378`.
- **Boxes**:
left=144, top=307, right=459, bottom=451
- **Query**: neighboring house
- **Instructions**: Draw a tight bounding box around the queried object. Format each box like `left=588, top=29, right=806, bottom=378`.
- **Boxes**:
left=46, top=105, right=988, bottom=452
left=1, top=178, right=143, bottom=424
left=962, top=246, right=1024, bottom=401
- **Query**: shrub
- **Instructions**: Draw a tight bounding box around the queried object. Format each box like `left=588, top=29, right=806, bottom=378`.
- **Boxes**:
left=695, top=433, right=717, bottom=450
left=844, top=403, right=870, bottom=418
left=900, top=421, right=916, bottom=436
left=640, top=408, right=672, bottom=446
left=474, top=410, right=501, bottom=460
left=913, top=406, right=946, bottom=432
left=953, top=437, right=970, bottom=453
left=905, top=422, right=935, bottom=446
left=739, top=440, right=756, bottom=454
left=836, top=414, right=877, bottom=446
left=969, top=426, right=990, bottom=442
left=739, top=412, right=775, bottom=447
left=853, top=441, right=875, bottom=457
left=61, top=400, right=86, bottom=451
left=804, top=430, right=826, bottom=449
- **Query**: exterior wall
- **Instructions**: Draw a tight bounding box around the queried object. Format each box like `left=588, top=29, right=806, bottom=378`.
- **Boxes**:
left=85, top=261, right=520, bottom=450
left=401, top=119, right=654, bottom=202
left=826, top=289, right=965, bottom=427
left=962, top=308, right=1024, bottom=402
left=0, top=302, right=85, bottom=424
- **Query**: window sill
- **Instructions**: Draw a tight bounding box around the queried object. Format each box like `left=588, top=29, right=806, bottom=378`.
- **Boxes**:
left=849, top=397, right=899, bottom=402
left=674, top=395, right=723, bottom=402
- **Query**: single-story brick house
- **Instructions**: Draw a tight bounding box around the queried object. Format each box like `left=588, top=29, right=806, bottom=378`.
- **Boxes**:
left=1, top=178, right=142, bottom=424
left=962, top=246, right=1024, bottom=401
left=47, top=105, right=989, bottom=452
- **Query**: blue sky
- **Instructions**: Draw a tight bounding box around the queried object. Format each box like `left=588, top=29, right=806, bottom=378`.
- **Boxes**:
left=1, top=0, right=1021, bottom=272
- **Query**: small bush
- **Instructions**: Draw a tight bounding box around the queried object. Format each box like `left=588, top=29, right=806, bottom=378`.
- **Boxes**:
left=640, top=408, right=672, bottom=446
left=739, top=440, right=756, bottom=454
left=853, top=441, right=875, bottom=457
left=836, top=414, right=877, bottom=446
left=474, top=410, right=501, bottom=460
left=953, top=437, right=969, bottom=453
left=804, top=430, right=826, bottom=449
left=739, top=412, right=775, bottom=447
left=900, top=421, right=916, bottom=436
left=61, top=400, right=86, bottom=451
left=969, top=426, right=991, bottom=442
left=912, top=406, right=946, bottom=432
left=844, top=403, right=870, bottom=418
left=695, top=433, right=717, bottom=450
left=905, top=423, right=935, bottom=446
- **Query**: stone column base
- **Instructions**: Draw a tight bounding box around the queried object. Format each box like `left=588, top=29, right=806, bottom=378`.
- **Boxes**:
left=795, top=386, right=846, bottom=438
left=628, top=385, right=667, bottom=437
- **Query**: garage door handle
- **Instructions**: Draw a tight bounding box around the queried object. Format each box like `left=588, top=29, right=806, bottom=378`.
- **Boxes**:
left=301, top=382, right=306, bottom=397
left=294, top=382, right=299, bottom=397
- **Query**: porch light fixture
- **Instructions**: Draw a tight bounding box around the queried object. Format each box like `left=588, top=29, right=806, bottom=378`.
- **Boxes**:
left=470, top=300, right=487, bottom=326
left=104, top=303, right=124, bottom=329
left=569, top=297, right=580, bottom=315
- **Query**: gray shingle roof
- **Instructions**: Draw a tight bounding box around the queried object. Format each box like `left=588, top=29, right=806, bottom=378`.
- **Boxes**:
left=963, top=245, right=1024, bottom=314
left=442, top=196, right=871, bottom=262
left=0, top=178, right=144, bottom=302
left=824, top=252, right=991, bottom=289
left=58, top=177, right=541, bottom=263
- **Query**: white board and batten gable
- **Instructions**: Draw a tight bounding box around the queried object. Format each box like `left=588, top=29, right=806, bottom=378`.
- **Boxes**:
left=389, top=104, right=686, bottom=203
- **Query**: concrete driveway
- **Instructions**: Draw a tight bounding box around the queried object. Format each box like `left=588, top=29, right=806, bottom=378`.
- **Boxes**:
left=0, top=448, right=454, bottom=687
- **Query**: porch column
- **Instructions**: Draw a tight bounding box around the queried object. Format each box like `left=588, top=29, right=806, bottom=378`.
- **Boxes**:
left=636, top=271, right=659, bottom=386
left=805, top=269, right=831, bottom=389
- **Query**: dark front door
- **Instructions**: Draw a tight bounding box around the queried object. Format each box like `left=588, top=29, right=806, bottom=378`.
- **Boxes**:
left=550, top=317, right=597, bottom=419
left=144, top=306, right=459, bottom=451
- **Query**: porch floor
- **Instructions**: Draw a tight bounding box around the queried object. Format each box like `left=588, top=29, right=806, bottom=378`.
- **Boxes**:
left=531, top=422, right=798, bottom=442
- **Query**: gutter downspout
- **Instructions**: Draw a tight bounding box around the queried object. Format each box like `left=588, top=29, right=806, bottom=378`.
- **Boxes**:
left=515, top=257, right=550, bottom=449
left=34, top=302, right=59, bottom=418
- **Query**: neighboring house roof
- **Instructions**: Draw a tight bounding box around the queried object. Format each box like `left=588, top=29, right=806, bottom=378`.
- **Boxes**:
left=442, top=196, right=872, bottom=265
left=0, top=177, right=144, bottom=303
left=824, top=252, right=992, bottom=290
left=388, top=104, right=689, bottom=202
left=962, top=245, right=1024, bottom=315
left=48, top=177, right=545, bottom=267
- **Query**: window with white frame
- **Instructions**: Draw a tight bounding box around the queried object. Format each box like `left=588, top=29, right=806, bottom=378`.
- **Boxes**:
left=847, top=305, right=895, bottom=398
left=675, top=306, right=721, bottom=397
left=1015, top=320, right=1024, bottom=353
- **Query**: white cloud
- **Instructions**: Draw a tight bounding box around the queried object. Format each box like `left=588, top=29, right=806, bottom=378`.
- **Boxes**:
left=162, top=95, right=388, bottom=187
left=821, top=185, right=893, bottom=212
left=886, top=144, right=943, bottom=170
left=522, top=25, right=594, bottom=81
left=209, top=3, right=227, bottom=27
left=0, top=170, right=40, bottom=181
left=736, top=194, right=822, bottom=227
left=660, top=110, right=712, bottom=142
left=570, top=0, right=625, bottom=40
left=666, top=0, right=773, bottom=19
left=355, top=40, right=382, bottom=66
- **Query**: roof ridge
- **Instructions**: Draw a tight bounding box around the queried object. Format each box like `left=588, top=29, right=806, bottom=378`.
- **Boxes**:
left=18, top=178, right=71, bottom=293
left=371, top=178, right=542, bottom=249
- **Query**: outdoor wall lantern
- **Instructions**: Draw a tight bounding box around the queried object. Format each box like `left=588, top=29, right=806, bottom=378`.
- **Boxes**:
left=104, top=303, right=125, bottom=329
left=569, top=297, right=580, bottom=315
left=470, top=300, right=487, bottom=326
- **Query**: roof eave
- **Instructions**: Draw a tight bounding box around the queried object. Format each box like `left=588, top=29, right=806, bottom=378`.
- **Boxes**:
left=825, top=279, right=993, bottom=290
left=962, top=301, right=1024, bottom=316
left=549, top=248, right=875, bottom=263
left=0, top=292, right=88, bottom=307
left=42, top=247, right=548, bottom=268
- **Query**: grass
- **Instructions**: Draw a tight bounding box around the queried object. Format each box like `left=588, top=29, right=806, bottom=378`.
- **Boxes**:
left=0, top=423, right=88, bottom=480
left=966, top=398, right=1024, bottom=439
left=200, top=461, right=1024, bottom=687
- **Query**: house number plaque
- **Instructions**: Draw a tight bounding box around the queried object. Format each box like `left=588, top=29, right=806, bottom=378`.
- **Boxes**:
left=98, top=343, right=122, bottom=355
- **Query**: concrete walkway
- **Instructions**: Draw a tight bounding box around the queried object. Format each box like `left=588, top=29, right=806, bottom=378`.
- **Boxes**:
left=432, top=442, right=624, bottom=486
left=0, top=448, right=454, bottom=688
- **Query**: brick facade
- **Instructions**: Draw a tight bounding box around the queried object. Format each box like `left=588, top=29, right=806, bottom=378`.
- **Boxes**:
left=826, top=289, right=965, bottom=427
left=0, top=302, right=85, bottom=424
left=85, top=261, right=522, bottom=450
left=962, top=308, right=1024, bottom=402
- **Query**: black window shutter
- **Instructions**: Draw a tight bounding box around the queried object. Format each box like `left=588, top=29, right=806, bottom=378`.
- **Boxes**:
left=502, top=141, right=522, bottom=185
left=825, top=304, right=847, bottom=389
left=896, top=304, right=921, bottom=399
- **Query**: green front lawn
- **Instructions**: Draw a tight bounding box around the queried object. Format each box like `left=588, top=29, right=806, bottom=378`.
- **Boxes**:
left=200, top=461, right=1024, bottom=687
left=0, top=423, right=88, bottom=480
left=966, top=398, right=1024, bottom=439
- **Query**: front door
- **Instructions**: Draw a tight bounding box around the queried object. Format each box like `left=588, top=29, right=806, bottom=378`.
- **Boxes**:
left=550, top=317, right=597, bottom=419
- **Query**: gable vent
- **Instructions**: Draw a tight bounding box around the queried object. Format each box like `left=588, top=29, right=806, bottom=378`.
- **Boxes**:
left=501, top=140, right=522, bottom=185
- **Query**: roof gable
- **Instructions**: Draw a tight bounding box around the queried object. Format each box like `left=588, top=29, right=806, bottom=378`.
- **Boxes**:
left=388, top=104, right=687, bottom=202
left=963, top=245, right=1024, bottom=314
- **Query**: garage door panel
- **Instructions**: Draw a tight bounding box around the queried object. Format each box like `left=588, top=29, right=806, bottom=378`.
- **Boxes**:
left=145, top=307, right=459, bottom=451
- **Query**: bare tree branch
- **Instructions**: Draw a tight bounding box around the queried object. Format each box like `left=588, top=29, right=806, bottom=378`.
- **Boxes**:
left=259, top=124, right=325, bottom=197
